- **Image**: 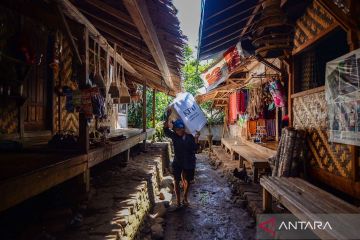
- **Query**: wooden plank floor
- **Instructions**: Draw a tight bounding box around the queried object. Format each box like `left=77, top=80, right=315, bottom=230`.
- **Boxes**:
left=0, top=128, right=154, bottom=212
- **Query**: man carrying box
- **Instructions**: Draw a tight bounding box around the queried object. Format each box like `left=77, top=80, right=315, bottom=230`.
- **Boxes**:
left=164, top=109, right=200, bottom=208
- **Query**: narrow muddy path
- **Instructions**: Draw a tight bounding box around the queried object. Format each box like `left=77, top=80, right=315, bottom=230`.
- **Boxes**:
left=163, top=154, right=255, bottom=240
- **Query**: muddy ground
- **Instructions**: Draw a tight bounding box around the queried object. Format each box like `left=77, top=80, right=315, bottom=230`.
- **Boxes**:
left=163, top=153, right=255, bottom=240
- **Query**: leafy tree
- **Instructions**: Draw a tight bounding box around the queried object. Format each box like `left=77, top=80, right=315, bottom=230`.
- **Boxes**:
left=182, top=46, right=224, bottom=126
left=128, top=45, right=223, bottom=135
left=182, top=46, right=207, bottom=96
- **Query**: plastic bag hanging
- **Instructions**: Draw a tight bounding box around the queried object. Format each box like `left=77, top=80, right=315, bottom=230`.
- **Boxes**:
left=119, top=53, right=131, bottom=104
left=108, top=43, right=120, bottom=100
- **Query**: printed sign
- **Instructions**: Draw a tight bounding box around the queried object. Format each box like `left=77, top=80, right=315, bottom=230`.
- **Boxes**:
left=325, top=48, right=360, bottom=146
left=200, top=42, right=244, bottom=92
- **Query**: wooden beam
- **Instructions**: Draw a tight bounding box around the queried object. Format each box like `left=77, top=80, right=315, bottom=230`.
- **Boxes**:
left=263, top=188, right=272, bottom=212
left=255, top=56, right=282, bottom=73
left=316, top=0, right=358, bottom=31
left=292, top=23, right=339, bottom=55
left=88, top=129, right=154, bottom=167
left=290, top=86, right=325, bottom=99
left=228, top=78, right=247, bottom=82
left=101, top=34, right=153, bottom=61
left=240, top=1, right=261, bottom=37
left=0, top=155, right=87, bottom=213
left=123, top=0, right=174, bottom=90
left=88, top=20, right=150, bottom=56
left=82, top=0, right=135, bottom=27
left=126, top=74, right=176, bottom=97
left=57, top=5, right=82, bottom=65
left=56, top=0, right=142, bottom=79
left=79, top=8, right=142, bottom=41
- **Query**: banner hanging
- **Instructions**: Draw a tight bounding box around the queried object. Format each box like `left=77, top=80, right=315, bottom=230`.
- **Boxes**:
left=200, top=42, right=245, bottom=92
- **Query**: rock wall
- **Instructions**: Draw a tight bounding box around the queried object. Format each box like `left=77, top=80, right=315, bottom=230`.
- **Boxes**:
left=58, top=142, right=169, bottom=240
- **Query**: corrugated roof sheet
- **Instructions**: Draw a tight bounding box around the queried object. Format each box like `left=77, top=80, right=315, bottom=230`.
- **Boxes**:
left=198, top=0, right=259, bottom=60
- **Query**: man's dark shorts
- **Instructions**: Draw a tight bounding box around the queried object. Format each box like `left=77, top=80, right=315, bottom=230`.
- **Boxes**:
left=172, top=162, right=195, bottom=183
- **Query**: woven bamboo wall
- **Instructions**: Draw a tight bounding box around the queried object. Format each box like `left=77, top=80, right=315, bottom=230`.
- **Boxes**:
left=293, top=91, right=353, bottom=178
left=0, top=102, right=18, bottom=134
left=293, top=0, right=335, bottom=51
left=53, top=33, right=79, bottom=133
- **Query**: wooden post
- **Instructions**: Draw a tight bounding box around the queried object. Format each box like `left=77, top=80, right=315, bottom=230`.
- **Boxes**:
left=142, top=81, right=147, bottom=148
left=82, top=169, right=90, bottom=193
left=78, top=26, right=89, bottom=154
left=263, top=188, right=272, bottom=212
left=19, top=105, right=24, bottom=138
left=275, top=107, right=279, bottom=142
left=152, top=88, right=156, bottom=128
left=286, top=58, right=294, bottom=127
left=152, top=88, right=156, bottom=142
left=222, top=105, right=228, bottom=138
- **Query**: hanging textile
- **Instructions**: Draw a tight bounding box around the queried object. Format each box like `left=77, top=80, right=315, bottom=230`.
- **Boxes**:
left=247, top=87, right=263, bottom=119
left=236, top=89, right=248, bottom=114
left=236, top=91, right=241, bottom=113
left=248, top=120, right=257, bottom=135
left=268, top=79, right=286, bottom=107
left=228, top=92, right=238, bottom=124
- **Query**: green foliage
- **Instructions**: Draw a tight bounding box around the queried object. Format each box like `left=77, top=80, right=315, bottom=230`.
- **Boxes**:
left=182, top=46, right=224, bottom=127
left=128, top=88, right=173, bottom=129
left=128, top=101, right=143, bottom=128
left=202, top=101, right=224, bottom=126
left=182, top=46, right=208, bottom=96
left=127, top=45, right=223, bottom=135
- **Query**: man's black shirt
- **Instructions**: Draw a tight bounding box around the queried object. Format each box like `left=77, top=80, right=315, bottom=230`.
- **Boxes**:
left=164, top=127, right=198, bottom=170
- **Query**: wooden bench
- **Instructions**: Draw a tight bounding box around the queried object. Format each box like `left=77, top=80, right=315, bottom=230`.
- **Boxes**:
left=233, top=144, right=271, bottom=182
left=221, top=138, right=241, bottom=155
left=221, top=138, right=272, bottom=182
left=261, top=176, right=360, bottom=239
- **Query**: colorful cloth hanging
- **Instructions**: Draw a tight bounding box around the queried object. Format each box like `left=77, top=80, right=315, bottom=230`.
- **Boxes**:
left=236, top=91, right=241, bottom=113
left=248, top=120, right=257, bottom=135
left=228, top=92, right=238, bottom=124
